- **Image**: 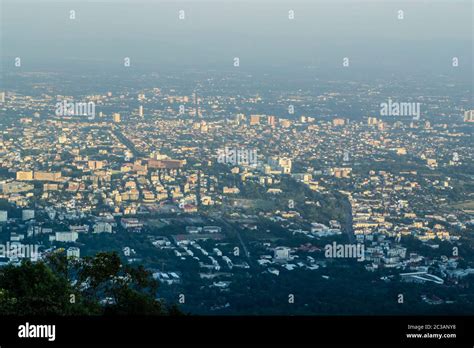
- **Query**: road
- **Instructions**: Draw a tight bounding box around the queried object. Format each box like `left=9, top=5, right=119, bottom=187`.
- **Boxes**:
left=342, top=196, right=356, bottom=243
left=216, top=217, right=251, bottom=264
left=111, top=127, right=146, bottom=158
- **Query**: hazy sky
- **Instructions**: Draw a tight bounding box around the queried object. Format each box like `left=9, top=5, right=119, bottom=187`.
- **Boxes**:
left=0, top=0, right=472, bottom=74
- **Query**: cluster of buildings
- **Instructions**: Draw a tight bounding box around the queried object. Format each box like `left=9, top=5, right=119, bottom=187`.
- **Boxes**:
left=0, top=81, right=472, bottom=309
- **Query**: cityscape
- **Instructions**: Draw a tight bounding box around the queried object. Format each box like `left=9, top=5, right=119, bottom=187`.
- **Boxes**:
left=0, top=0, right=473, bottom=330
left=1, top=68, right=473, bottom=315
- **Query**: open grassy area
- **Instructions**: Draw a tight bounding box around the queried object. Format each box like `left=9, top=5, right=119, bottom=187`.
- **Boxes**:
left=452, top=200, right=474, bottom=210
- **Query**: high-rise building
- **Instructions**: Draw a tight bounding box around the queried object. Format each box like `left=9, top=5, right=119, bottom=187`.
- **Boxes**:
left=464, top=110, right=474, bottom=122
left=333, top=118, right=345, bottom=126
left=367, top=117, right=378, bottom=125
left=250, top=115, right=260, bottom=125
left=193, top=92, right=202, bottom=118
left=267, top=115, right=276, bottom=127
left=139, top=105, right=144, bottom=117
left=113, top=113, right=121, bottom=123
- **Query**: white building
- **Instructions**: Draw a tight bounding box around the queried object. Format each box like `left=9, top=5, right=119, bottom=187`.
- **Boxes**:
left=54, top=231, right=79, bottom=243
left=0, top=210, right=7, bottom=222
left=93, top=222, right=113, bottom=233
left=120, top=218, right=142, bottom=229
left=67, top=247, right=80, bottom=258
left=274, top=246, right=291, bottom=261
left=22, top=209, right=35, bottom=221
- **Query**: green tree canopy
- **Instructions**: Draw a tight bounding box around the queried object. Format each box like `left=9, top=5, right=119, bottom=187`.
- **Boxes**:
left=0, top=251, right=181, bottom=316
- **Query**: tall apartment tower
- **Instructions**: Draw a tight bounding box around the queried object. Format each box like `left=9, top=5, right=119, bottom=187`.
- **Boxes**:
left=464, top=110, right=474, bottom=122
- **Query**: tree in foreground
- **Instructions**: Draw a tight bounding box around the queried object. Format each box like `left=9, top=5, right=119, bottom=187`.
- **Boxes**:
left=0, top=251, right=182, bottom=316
